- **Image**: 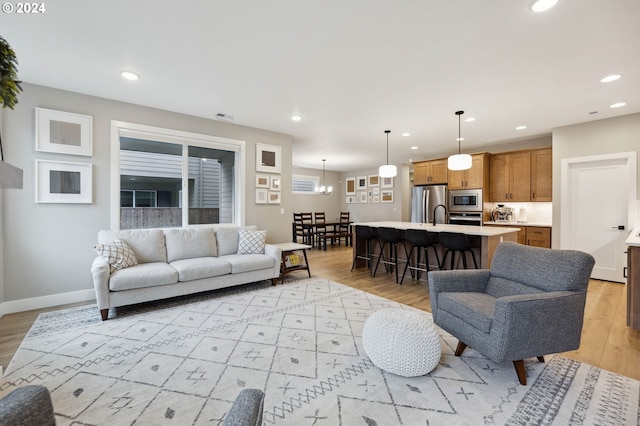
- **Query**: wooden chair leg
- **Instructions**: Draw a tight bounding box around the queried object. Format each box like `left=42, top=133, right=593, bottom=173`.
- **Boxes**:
left=513, top=360, right=527, bottom=385
left=454, top=341, right=467, bottom=356
left=100, top=308, right=109, bottom=321
left=537, top=356, right=545, bottom=363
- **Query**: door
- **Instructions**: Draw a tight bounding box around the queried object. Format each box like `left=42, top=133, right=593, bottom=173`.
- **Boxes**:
left=561, top=153, right=636, bottom=283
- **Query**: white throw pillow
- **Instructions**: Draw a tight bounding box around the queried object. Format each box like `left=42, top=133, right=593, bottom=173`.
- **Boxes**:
left=94, top=239, right=138, bottom=273
left=237, top=229, right=267, bottom=254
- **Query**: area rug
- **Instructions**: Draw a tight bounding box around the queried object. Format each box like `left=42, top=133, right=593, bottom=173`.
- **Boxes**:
left=2, top=277, right=639, bottom=425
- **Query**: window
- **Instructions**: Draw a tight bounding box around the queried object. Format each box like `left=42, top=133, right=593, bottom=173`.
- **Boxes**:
left=292, top=174, right=319, bottom=194
left=111, top=121, right=246, bottom=230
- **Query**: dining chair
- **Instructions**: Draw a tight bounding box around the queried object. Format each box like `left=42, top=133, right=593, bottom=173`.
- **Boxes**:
left=314, top=212, right=327, bottom=250
left=293, top=212, right=313, bottom=246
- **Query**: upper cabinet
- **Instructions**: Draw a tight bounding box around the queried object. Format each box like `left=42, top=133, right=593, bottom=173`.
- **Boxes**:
left=413, top=159, right=448, bottom=185
left=448, top=153, right=489, bottom=190
left=530, top=148, right=552, bottom=201
left=489, top=148, right=552, bottom=202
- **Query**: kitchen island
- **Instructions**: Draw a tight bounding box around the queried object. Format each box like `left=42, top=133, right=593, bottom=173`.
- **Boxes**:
left=352, top=221, right=520, bottom=269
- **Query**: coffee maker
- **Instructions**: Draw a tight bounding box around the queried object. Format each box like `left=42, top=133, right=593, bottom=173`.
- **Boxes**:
left=492, top=204, right=513, bottom=222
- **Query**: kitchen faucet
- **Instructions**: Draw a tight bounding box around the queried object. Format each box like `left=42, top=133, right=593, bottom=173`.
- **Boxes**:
left=433, top=204, right=447, bottom=226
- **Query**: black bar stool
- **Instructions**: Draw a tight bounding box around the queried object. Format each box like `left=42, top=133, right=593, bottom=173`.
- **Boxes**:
left=373, top=227, right=408, bottom=284
left=400, top=229, right=441, bottom=284
left=350, top=225, right=379, bottom=276
left=438, top=231, right=479, bottom=269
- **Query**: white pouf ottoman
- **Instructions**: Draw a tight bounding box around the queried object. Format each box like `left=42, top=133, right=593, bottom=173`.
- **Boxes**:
left=362, top=308, right=441, bottom=377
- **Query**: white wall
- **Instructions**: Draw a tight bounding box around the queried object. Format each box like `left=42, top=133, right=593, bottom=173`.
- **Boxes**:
left=291, top=166, right=342, bottom=222
left=552, top=112, right=640, bottom=247
left=0, top=84, right=293, bottom=311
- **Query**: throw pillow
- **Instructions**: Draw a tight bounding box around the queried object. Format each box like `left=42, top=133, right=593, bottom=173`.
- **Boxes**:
left=94, top=239, right=138, bottom=273
left=237, top=229, right=267, bottom=254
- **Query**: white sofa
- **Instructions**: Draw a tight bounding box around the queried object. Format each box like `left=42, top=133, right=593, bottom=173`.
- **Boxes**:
left=91, top=225, right=281, bottom=320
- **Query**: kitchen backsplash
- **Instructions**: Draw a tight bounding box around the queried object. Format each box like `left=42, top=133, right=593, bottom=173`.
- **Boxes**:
left=488, top=202, right=552, bottom=224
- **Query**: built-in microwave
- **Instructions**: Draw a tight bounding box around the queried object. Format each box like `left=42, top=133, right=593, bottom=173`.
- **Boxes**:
left=448, top=189, right=483, bottom=212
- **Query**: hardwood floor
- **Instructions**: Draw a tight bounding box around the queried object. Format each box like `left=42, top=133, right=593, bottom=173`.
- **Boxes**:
left=1, top=245, right=639, bottom=380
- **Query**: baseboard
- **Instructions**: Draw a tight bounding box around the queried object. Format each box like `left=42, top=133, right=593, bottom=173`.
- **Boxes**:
left=0, top=289, right=95, bottom=318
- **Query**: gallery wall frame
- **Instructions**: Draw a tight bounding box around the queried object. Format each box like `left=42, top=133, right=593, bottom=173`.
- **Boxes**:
left=256, top=143, right=282, bottom=173
left=357, top=176, right=367, bottom=190
left=346, top=196, right=356, bottom=204
left=268, top=191, right=281, bottom=204
left=36, top=107, right=93, bottom=156
left=255, top=174, right=270, bottom=188
left=381, top=176, right=394, bottom=188
left=346, top=177, right=356, bottom=195
left=381, top=190, right=394, bottom=203
left=269, top=175, right=281, bottom=191
left=358, top=191, right=368, bottom=203
left=255, top=188, right=268, bottom=204
left=368, top=175, right=379, bottom=187
left=35, top=159, right=92, bottom=203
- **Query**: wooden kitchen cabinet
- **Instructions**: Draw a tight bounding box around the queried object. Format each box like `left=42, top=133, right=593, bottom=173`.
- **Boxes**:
left=413, top=159, right=448, bottom=185
left=526, top=226, right=551, bottom=248
left=531, top=148, right=552, bottom=201
left=627, top=246, right=640, bottom=329
left=448, top=153, right=489, bottom=189
left=489, top=151, right=532, bottom=202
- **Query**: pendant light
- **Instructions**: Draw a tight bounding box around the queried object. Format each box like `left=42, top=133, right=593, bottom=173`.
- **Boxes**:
left=379, top=130, right=397, bottom=178
left=447, top=111, right=472, bottom=171
left=315, top=159, right=332, bottom=195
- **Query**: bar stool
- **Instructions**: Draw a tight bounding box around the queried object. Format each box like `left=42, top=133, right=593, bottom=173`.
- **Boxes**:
left=350, top=225, right=379, bottom=276
left=400, top=229, right=441, bottom=284
left=373, top=227, right=408, bottom=284
left=438, top=232, right=479, bottom=269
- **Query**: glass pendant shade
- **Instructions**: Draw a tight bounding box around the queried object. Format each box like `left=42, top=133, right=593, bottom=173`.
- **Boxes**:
left=379, top=164, right=397, bottom=178
left=447, top=154, right=472, bottom=171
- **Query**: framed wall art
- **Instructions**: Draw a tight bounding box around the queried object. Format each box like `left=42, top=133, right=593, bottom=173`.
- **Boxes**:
left=256, top=143, right=282, bottom=173
left=381, top=176, right=394, bottom=188
left=381, top=190, right=394, bottom=203
left=255, top=174, right=270, bottom=188
left=357, top=176, right=367, bottom=190
left=36, top=108, right=93, bottom=156
left=346, top=196, right=356, bottom=204
left=35, top=159, right=92, bottom=203
left=358, top=191, right=368, bottom=203
left=373, top=196, right=380, bottom=203
left=268, top=191, right=281, bottom=204
left=269, top=175, right=281, bottom=191
left=346, top=177, right=356, bottom=195
left=368, top=175, right=380, bottom=187
left=255, top=188, right=268, bottom=204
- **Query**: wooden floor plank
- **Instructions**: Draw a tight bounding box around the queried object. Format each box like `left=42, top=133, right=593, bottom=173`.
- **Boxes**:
left=1, top=244, right=638, bottom=380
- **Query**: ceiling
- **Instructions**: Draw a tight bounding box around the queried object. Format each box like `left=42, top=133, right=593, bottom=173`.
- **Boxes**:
left=2, top=0, right=639, bottom=172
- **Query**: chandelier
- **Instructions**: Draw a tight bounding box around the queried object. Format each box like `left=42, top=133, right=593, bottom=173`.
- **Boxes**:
left=315, top=159, right=332, bottom=195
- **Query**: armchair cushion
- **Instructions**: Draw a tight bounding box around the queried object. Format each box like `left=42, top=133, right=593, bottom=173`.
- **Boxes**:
left=439, top=292, right=496, bottom=333
left=0, top=385, right=56, bottom=426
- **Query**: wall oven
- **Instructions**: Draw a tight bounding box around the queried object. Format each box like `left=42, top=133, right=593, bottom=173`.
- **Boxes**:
left=448, top=189, right=483, bottom=213
left=448, top=212, right=483, bottom=226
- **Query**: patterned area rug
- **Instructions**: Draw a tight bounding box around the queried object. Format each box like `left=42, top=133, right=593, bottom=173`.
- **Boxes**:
left=2, top=277, right=639, bottom=425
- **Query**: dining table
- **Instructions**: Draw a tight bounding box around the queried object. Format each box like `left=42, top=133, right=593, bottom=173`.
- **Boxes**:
left=291, top=221, right=352, bottom=249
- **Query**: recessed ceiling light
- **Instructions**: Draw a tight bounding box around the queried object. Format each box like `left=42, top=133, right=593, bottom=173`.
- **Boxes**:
left=121, top=70, right=140, bottom=81
left=600, top=74, right=621, bottom=83
left=402, top=133, right=411, bottom=137
left=610, top=102, right=627, bottom=108
left=529, top=0, right=558, bottom=13
left=410, top=146, right=418, bottom=150
left=516, top=125, right=527, bottom=130
left=464, top=117, right=476, bottom=122
left=291, top=114, right=302, bottom=121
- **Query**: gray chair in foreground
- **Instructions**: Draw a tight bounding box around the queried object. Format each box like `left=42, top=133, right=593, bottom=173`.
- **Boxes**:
left=0, top=385, right=56, bottom=425
left=428, top=241, right=595, bottom=385
left=223, top=388, right=264, bottom=426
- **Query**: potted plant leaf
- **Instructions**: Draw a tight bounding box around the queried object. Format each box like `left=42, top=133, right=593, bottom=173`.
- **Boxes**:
left=0, top=35, right=24, bottom=188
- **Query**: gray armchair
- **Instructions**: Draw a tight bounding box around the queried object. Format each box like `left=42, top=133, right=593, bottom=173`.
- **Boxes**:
left=428, top=241, right=595, bottom=385
left=0, top=385, right=56, bottom=425
left=223, top=388, right=264, bottom=426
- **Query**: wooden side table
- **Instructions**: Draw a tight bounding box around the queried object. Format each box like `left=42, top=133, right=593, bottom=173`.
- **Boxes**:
left=274, top=242, right=312, bottom=284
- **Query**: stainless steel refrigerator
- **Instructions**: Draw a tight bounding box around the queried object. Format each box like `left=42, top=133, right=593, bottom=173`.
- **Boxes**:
left=411, top=185, right=447, bottom=224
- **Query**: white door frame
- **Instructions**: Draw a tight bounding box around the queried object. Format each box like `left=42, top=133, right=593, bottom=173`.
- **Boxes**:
left=560, top=151, right=637, bottom=250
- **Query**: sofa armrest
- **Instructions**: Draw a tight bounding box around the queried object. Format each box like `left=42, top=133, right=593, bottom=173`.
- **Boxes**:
left=0, top=385, right=56, bottom=426
left=264, top=244, right=282, bottom=278
left=91, top=256, right=111, bottom=310
left=223, top=388, right=264, bottom=426
left=492, top=291, right=587, bottom=361
left=428, top=270, right=491, bottom=313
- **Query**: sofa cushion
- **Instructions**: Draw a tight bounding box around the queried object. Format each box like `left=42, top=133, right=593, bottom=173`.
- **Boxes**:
left=99, top=229, right=167, bottom=263
left=222, top=254, right=275, bottom=274
left=94, top=239, right=138, bottom=273
left=109, top=262, right=178, bottom=291
left=439, top=292, right=496, bottom=334
left=237, top=229, right=267, bottom=254
left=164, top=227, right=217, bottom=263
left=216, top=225, right=257, bottom=256
left=170, top=257, right=231, bottom=282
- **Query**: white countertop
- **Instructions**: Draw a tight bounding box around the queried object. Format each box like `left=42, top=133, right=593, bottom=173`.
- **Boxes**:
left=354, top=221, right=520, bottom=237
left=626, top=228, right=640, bottom=247
left=484, top=221, right=552, bottom=227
